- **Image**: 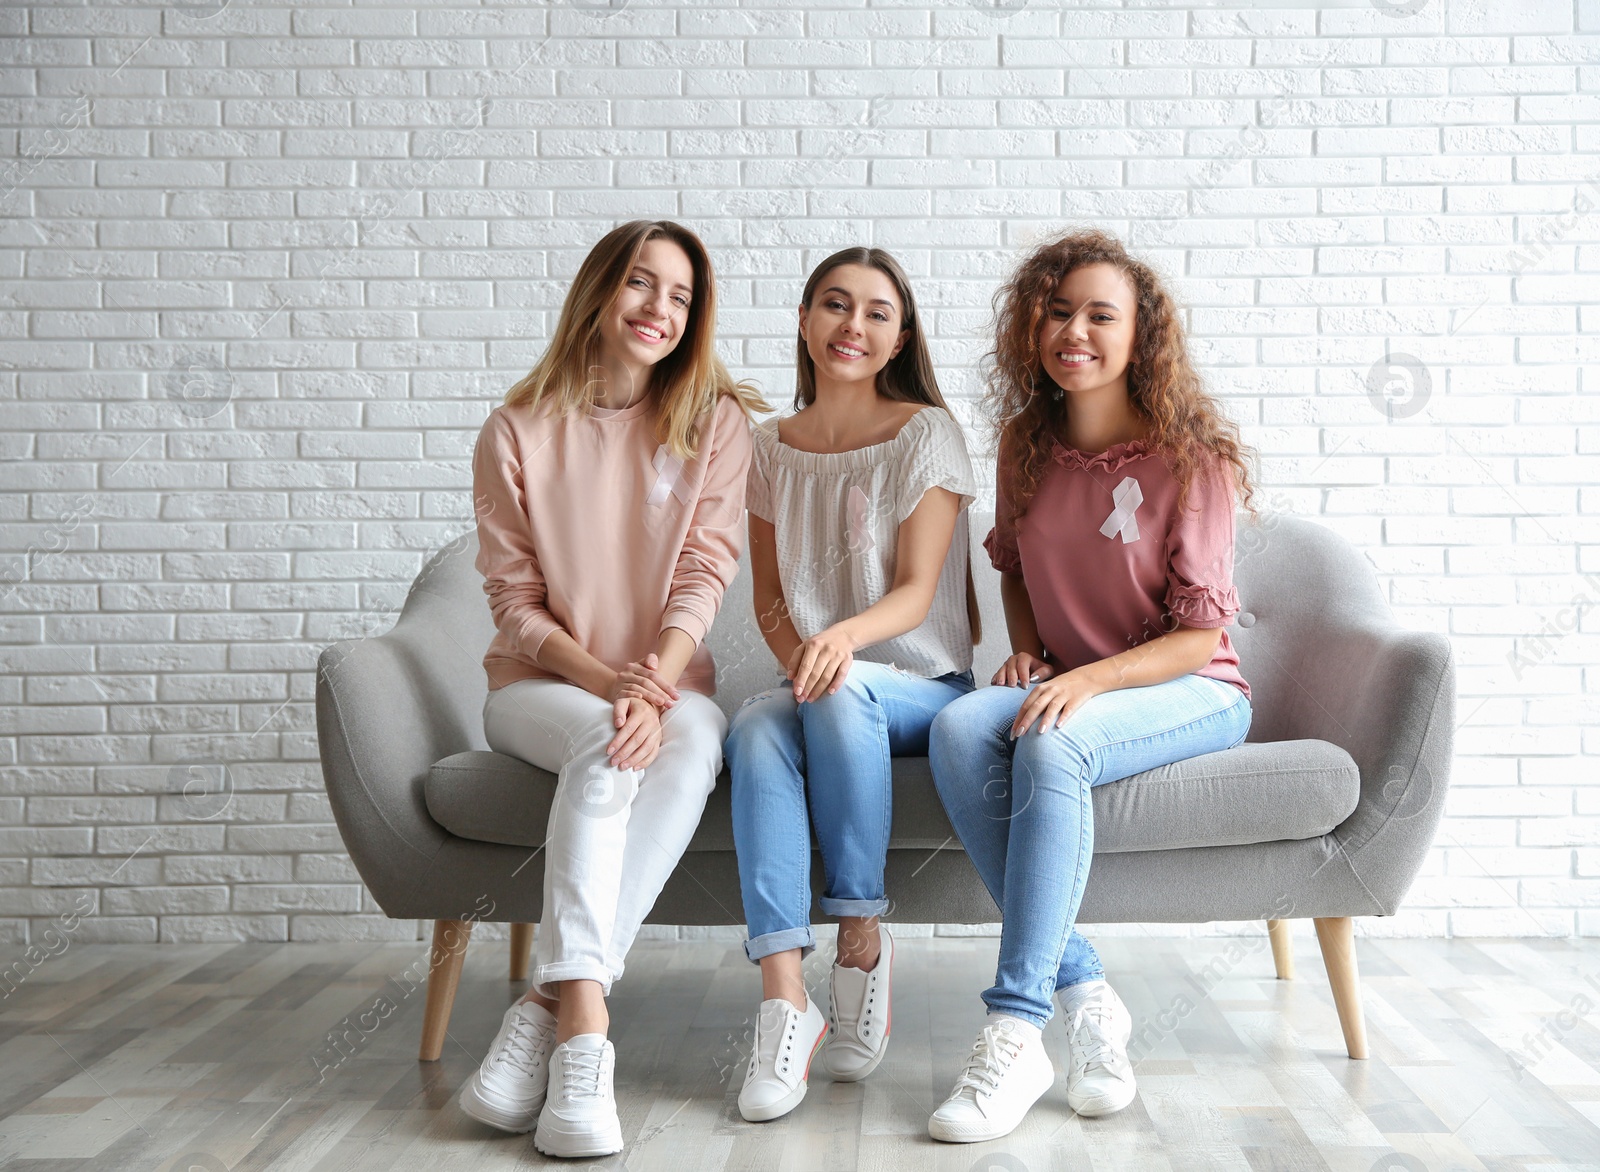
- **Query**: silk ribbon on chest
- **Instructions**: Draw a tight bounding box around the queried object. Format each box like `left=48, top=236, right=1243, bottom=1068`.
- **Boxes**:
left=1099, top=476, right=1144, bottom=544
left=646, top=444, right=692, bottom=508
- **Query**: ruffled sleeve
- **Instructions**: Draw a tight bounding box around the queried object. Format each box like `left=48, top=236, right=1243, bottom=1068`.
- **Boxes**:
left=895, top=407, right=977, bottom=524
left=983, top=447, right=1023, bottom=574
left=744, top=421, right=775, bottom=523
left=1163, top=459, right=1241, bottom=629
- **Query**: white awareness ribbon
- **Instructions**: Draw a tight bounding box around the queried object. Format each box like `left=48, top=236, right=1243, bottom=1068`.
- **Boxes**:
left=646, top=444, right=691, bottom=507
left=1099, top=476, right=1144, bottom=543
left=847, top=484, right=875, bottom=553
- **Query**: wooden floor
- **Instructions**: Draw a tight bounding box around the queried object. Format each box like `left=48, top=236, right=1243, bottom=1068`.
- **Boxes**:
left=1, top=932, right=1597, bottom=1171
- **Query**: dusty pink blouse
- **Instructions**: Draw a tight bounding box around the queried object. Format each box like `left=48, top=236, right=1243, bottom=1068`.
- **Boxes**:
left=984, top=438, right=1250, bottom=700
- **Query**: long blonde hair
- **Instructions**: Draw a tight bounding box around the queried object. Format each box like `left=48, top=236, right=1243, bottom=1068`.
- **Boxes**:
left=793, top=248, right=982, bottom=645
left=505, top=220, right=764, bottom=457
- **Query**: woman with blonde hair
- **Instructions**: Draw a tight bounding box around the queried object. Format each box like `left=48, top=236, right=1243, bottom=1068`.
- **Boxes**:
left=927, top=228, right=1256, bottom=1142
left=463, top=220, right=761, bottom=1157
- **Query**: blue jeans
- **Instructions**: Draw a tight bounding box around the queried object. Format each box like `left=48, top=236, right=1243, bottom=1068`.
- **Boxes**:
left=929, top=673, right=1251, bottom=1027
left=727, top=660, right=976, bottom=963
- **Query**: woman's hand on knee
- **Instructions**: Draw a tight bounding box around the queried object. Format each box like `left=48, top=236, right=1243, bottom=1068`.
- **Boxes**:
left=785, top=626, right=854, bottom=704
left=994, top=651, right=1055, bottom=688
left=607, top=697, right=663, bottom=770
left=1011, top=668, right=1099, bottom=738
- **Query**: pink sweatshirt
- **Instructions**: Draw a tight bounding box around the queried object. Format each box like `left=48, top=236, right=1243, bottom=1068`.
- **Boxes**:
left=472, top=392, right=754, bottom=696
left=985, top=438, right=1250, bottom=700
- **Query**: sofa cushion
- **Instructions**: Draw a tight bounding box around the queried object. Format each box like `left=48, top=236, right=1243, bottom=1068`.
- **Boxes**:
left=424, top=738, right=1360, bottom=857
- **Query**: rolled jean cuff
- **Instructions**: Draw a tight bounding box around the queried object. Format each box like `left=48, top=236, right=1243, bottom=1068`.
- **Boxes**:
left=533, top=959, right=615, bottom=999
left=818, top=896, right=890, bottom=918
left=1056, top=970, right=1105, bottom=993
left=743, top=925, right=815, bottom=964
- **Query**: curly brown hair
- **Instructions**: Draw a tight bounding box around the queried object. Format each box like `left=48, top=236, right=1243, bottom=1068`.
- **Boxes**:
left=984, top=227, right=1256, bottom=526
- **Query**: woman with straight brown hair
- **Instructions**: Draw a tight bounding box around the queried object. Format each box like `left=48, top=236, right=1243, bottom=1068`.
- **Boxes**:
left=726, top=247, right=982, bottom=1123
left=462, top=219, right=762, bottom=1157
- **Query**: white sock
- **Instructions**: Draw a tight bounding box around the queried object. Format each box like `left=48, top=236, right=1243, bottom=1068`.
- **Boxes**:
left=987, top=1012, right=1042, bottom=1044
left=1058, top=978, right=1109, bottom=1011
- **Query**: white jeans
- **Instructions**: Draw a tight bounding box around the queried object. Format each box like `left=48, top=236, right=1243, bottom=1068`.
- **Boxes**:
left=483, top=678, right=726, bottom=998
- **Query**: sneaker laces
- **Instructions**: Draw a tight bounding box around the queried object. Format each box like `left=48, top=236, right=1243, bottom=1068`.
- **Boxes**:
left=1069, top=1003, right=1120, bottom=1076
left=558, top=1044, right=609, bottom=1103
left=951, top=1022, right=1025, bottom=1099
left=491, top=1011, right=551, bottom=1078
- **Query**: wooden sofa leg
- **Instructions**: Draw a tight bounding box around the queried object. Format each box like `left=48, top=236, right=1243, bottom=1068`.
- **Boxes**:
left=510, top=922, right=533, bottom=983
left=419, top=918, right=473, bottom=1062
left=1313, top=916, right=1368, bottom=1060
left=1267, top=918, right=1294, bottom=980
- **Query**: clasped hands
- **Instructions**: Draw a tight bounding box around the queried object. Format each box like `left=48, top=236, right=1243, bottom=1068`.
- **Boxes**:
left=602, top=653, right=680, bottom=771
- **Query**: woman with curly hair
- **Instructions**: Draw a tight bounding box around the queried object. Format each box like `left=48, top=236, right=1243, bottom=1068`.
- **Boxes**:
left=925, top=228, right=1257, bottom=1143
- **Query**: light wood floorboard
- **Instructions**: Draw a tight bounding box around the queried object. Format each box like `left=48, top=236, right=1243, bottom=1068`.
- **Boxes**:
left=0, top=934, right=1596, bottom=1170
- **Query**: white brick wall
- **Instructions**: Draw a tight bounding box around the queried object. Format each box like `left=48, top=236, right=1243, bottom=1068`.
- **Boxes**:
left=1, top=0, right=1597, bottom=944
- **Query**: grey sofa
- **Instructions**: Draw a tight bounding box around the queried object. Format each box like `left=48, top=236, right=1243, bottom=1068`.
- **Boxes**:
left=315, top=510, right=1454, bottom=1063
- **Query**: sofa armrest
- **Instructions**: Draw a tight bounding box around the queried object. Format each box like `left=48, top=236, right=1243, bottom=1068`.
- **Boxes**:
left=316, top=628, right=469, bottom=914
left=1250, top=618, right=1455, bottom=915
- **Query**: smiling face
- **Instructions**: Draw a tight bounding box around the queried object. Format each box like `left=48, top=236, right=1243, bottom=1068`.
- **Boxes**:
left=1037, top=262, right=1139, bottom=398
left=799, top=263, right=909, bottom=390
left=603, top=236, right=695, bottom=374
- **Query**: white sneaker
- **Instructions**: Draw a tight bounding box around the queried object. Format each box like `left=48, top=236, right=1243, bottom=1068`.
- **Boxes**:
left=534, top=1034, right=624, bottom=1158
left=737, top=995, right=829, bottom=1122
left=824, top=924, right=893, bottom=1082
left=928, top=1016, right=1055, bottom=1143
left=1058, top=980, right=1137, bottom=1117
left=458, top=1000, right=558, bottom=1133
